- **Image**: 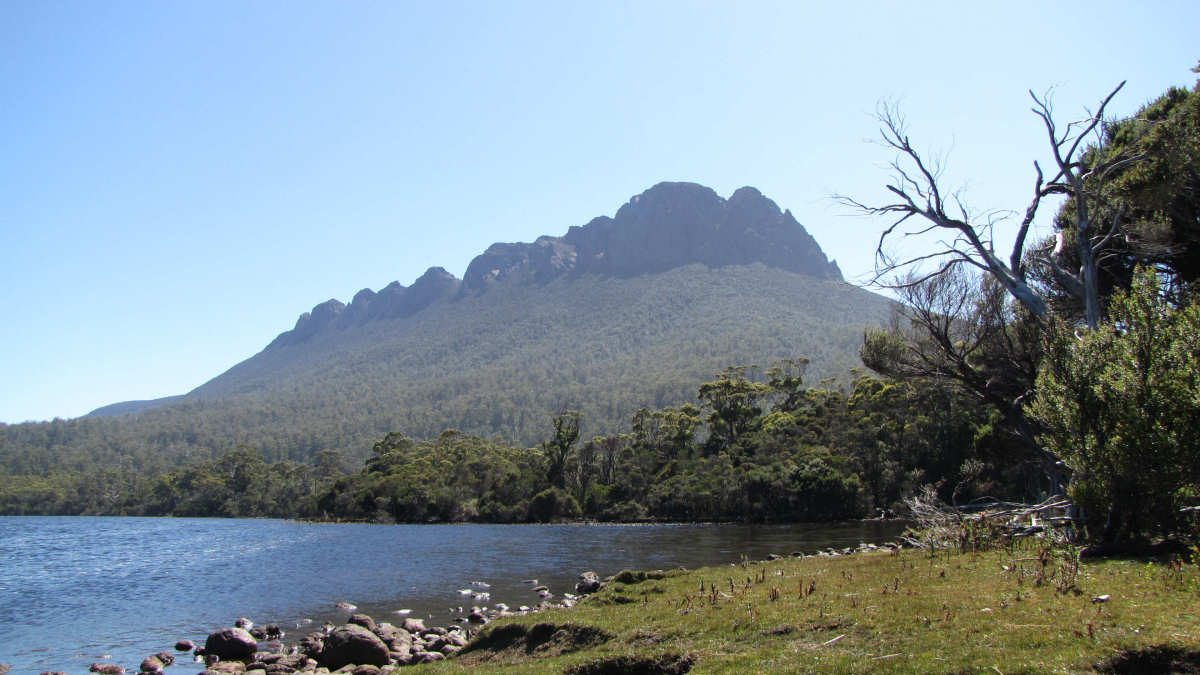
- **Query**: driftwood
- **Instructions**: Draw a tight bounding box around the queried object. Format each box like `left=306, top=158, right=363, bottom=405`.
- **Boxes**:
left=902, top=487, right=1075, bottom=552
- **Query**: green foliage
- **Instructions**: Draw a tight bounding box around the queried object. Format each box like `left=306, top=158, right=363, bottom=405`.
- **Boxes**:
left=1031, top=268, right=1200, bottom=546
left=696, top=366, right=770, bottom=453
left=1052, top=78, right=1200, bottom=306
left=297, top=356, right=1026, bottom=524
left=527, top=487, right=582, bottom=523
left=543, top=411, right=582, bottom=489
left=0, top=446, right=325, bottom=518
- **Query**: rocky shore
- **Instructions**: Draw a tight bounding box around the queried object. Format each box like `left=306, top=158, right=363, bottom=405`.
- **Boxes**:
left=44, top=571, right=609, bottom=675
left=22, top=542, right=902, bottom=675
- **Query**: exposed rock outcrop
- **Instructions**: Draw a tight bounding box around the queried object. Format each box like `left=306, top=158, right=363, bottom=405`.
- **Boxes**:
left=266, top=267, right=461, bottom=348
left=263, top=182, right=840, bottom=350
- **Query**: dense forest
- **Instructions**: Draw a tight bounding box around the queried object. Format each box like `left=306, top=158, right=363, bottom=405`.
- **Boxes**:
left=0, top=360, right=1027, bottom=522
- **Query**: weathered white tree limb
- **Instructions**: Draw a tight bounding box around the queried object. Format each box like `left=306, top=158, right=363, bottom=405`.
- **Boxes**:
left=837, top=82, right=1139, bottom=330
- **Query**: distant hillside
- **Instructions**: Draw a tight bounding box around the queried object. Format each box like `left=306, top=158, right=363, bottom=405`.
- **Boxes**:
left=86, top=395, right=184, bottom=418
left=1, top=182, right=891, bottom=474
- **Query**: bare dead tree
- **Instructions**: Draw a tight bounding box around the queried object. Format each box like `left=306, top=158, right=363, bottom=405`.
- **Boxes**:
left=838, top=82, right=1141, bottom=330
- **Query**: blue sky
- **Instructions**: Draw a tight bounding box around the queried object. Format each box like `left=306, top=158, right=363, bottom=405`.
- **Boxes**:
left=1, top=0, right=1196, bottom=423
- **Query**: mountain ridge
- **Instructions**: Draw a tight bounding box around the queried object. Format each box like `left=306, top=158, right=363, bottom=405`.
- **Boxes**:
left=260, top=182, right=841, bottom=352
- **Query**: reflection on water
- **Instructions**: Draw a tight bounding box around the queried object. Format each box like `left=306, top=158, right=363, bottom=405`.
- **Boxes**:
left=0, top=517, right=904, bottom=674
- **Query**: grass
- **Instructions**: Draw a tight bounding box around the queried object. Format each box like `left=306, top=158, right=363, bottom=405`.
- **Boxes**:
left=421, top=538, right=1200, bottom=673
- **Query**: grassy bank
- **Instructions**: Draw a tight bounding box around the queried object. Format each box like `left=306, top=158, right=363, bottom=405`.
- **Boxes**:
left=426, top=540, right=1200, bottom=673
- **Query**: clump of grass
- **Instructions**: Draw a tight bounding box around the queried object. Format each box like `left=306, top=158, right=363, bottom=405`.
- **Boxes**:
left=611, top=569, right=681, bottom=584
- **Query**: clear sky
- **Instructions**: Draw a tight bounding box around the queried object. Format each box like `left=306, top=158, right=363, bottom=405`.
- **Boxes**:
left=1, top=0, right=1195, bottom=423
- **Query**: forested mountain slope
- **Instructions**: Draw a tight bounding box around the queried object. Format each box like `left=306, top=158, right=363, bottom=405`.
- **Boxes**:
left=0, top=182, right=891, bottom=474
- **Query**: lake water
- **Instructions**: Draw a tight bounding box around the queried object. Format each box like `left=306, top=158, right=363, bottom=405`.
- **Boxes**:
left=0, top=517, right=905, bottom=674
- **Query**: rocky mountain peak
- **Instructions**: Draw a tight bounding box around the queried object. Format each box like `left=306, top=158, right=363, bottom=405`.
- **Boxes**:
left=267, top=182, right=841, bottom=350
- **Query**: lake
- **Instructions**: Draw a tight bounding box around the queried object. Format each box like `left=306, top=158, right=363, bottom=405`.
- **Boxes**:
left=0, top=516, right=905, bottom=673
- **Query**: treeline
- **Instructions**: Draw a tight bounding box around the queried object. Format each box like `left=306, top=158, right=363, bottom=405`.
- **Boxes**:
left=0, top=446, right=338, bottom=518
left=0, top=361, right=1038, bottom=522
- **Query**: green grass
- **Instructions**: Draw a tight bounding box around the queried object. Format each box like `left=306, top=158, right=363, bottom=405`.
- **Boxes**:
left=423, top=540, right=1200, bottom=673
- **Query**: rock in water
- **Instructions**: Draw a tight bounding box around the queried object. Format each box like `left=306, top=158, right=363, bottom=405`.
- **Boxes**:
left=319, top=624, right=390, bottom=669
left=204, top=627, right=258, bottom=661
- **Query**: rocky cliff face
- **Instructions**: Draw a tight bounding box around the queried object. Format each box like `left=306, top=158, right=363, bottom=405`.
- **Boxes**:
left=463, top=182, right=840, bottom=288
left=267, top=182, right=841, bottom=349
left=266, top=267, right=461, bottom=349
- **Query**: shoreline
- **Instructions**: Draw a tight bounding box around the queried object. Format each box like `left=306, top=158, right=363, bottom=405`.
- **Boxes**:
left=0, top=518, right=910, bottom=674
left=76, top=541, right=910, bottom=675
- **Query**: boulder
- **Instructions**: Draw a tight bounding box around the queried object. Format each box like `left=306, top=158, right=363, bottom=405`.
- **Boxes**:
left=445, top=632, right=468, bottom=648
left=319, top=624, right=390, bottom=669
left=372, top=622, right=402, bottom=641
left=347, top=613, right=377, bottom=633
left=138, top=655, right=163, bottom=673
left=351, top=666, right=381, bottom=675
left=205, top=627, right=258, bottom=661
left=89, top=665, right=125, bottom=675
left=175, top=639, right=196, bottom=652
left=298, top=631, right=325, bottom=657
left=153, top=652, right=174, bottom=667
left=400, top=618, right=425, bottom=634
left=263, top=653, right=308, bottom=672
left=409, top=651, right=444, bottom=664
left=425, top=636, right=449, bottom=653
left=374, top=623, right=411, bottom=652
left=575, top=571, right=603, bottom=594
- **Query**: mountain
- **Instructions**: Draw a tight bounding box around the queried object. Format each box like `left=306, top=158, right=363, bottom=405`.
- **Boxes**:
left=255, top=182, right=841, bottom=354
left=5, top=182, right=891, bottom=474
